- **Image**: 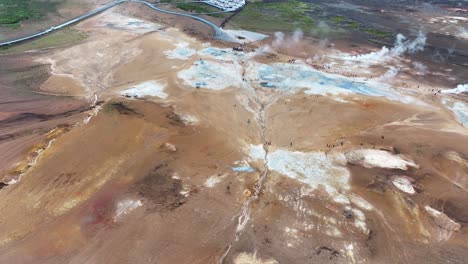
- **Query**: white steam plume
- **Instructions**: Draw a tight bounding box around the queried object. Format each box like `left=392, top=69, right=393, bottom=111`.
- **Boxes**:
left=272, top=29, right=304, bottom=50
left=345, top=32, right=427, bottom=63
left=272, top=32, right=285, bottom=49
left=377, top=66, right=400, bottom=81
left=442, top=84, right=468, bottom=94
left=412, top=61, right=428, bottom=74
left=292, top=29, right=304, bottom=43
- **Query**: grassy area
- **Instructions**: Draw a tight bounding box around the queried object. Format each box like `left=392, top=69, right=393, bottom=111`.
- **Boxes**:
left=0, top=0, right=59, bottom=27
left=331, top=16, right=346, bottom=23
left=0, top=28, right=88, bottom=54
left=228, top=0, right=394, bottom=39
left=176, top=3, right=212, bottom=13
left=0, top=0, right=39, bottom=26
left=326, top=13, right=393, bottom=38
left=159, top=0, right=226, bottom=18
left=347, top=21, right=360, bottom=29
left=230, top=0, right=316, bottom=32
left=175, top=3, right=225, bottom=18
left=364, top=28, right=393, bottom=37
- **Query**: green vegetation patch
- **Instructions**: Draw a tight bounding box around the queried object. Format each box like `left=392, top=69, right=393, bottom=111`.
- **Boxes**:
left=175, top=3, right=224, bottom=18
left=159, top=0, right=226, bottom=18
left=230, top=0, right=316, bottom=32
left=331, top=15, right=346, bottom=23
left=0, top=28, right=88, bottom=54
left=346, top=21, right=360, bottom=29
left=176, top=3, right=211, bottom=13
left=326, top=14, right=393, bottom=39
left=364, top=28, right=393, bottom=37
left=329, top=15, right=360, bottom=29
left=0, top=0, right=60, bottom=27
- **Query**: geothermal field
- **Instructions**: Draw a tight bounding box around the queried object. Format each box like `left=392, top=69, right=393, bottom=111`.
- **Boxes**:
left=0, top=0, right=467, bottom=263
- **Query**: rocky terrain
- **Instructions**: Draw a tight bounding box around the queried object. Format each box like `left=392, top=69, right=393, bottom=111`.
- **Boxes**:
left=0, top=1, right=467, bottom=263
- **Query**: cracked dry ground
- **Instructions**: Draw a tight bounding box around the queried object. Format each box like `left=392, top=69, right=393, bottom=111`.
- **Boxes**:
left=1, top=12, right=468, bottom=264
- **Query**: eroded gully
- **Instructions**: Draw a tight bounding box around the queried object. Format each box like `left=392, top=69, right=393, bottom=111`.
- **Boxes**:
left=218, top=80, right=276, bottom=263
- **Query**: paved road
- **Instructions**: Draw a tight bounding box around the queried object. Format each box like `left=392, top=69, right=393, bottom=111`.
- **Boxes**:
left=0, top=0, right=235, bottom=47
left=130, top=0, right=230, bottom=40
